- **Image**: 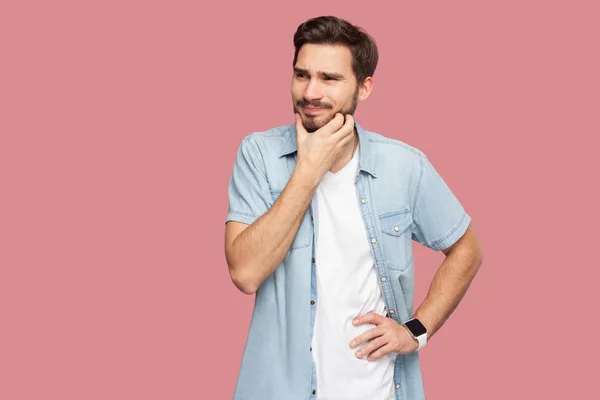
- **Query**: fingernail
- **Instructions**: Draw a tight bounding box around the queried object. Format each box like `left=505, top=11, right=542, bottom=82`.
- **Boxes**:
left=353, top=319, right=358, bottom=325
left=356, top=351, right=362, bottom=358
left=350, top=340, right=356, bottom=347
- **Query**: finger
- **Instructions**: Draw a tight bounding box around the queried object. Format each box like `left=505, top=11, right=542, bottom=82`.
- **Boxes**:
left=318, top=112, right=344, bottom=135
left=349, top=327, right=383, bottom=349
left=367, top=342, right=395, bottom=362
left=337, top=127, right=355, bottom=149
left=332, top=114, right=355, bottom=140
left=353, top=311, right=383, bottom=327
left=355, top=336, right=387, bottom=360
left=295, top=113, right=307, bottom=136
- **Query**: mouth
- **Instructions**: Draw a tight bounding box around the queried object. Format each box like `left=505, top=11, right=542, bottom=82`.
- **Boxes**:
left=302, top=106, right=327, bottom=115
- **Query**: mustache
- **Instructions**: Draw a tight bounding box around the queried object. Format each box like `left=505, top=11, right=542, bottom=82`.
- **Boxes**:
left=297, top=99, right=332, bottom=109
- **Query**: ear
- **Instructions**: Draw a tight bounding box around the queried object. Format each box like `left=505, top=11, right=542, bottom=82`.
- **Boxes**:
left=358, top=77, right=374, bottom=101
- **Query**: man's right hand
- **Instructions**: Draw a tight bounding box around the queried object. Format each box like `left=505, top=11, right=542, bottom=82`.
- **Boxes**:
left=225, top=112, right=356, bottom=295
left=295, top=112, right=356, bottom=183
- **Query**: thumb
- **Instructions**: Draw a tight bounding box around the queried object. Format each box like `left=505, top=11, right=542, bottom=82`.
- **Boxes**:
left=295, top=113, right=306, bottom=137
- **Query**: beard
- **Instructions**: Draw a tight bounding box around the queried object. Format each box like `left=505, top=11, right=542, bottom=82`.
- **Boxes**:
left=293, top=86, right=360, bottom=133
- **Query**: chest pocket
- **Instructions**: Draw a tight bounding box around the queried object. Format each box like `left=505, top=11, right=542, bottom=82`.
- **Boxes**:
left=379, top=209, right=413, bottom=271
left=269, top=189, right=311, bottom=251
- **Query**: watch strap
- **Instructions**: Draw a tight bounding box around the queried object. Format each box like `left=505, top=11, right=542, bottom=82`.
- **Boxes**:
left=415, top=331, right=427, bottom=350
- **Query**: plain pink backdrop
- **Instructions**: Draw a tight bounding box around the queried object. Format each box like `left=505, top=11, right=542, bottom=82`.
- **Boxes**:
left=1, top=1, right=598, bottom=399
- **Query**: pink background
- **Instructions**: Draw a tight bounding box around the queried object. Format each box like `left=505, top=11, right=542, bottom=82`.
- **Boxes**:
left=1, top=1, right=598, bottom=399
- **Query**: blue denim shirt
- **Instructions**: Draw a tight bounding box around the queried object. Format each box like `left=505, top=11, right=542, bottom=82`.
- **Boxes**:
left=225, top=120, right=471, bottom=400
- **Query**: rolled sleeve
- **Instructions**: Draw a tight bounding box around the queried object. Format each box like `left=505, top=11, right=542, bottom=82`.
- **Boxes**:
left=226, top=137, right=271, bottom=226
left=411, top=152, right=471, bottom=251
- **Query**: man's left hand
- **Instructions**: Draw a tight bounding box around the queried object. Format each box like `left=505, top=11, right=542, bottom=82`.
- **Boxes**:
left=349, top=312, right=419, bottom=361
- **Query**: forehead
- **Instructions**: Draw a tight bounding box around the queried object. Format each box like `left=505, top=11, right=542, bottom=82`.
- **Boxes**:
left=295, top=43, right=353, bottom=77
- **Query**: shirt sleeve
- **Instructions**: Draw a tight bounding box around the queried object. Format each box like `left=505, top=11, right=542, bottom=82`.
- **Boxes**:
left=225, top=137, right=272, bottom=226
left=411, top=152, right=471, bottom=251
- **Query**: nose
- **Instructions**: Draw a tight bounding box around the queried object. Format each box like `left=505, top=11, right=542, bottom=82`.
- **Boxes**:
left=303, top=78, right=323, bottom=102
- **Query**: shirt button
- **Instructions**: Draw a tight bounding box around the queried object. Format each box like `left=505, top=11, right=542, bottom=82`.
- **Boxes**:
left=381, top=277, right=387, bottom=282
left=361, top=198, right=366, bottom=204
left=371, top=238, right=377, bottom=244
left=312, top=258, right=315, bottom=263
left=311, top=300, right=315, bottom=305
left=396, top=383, right=400, bottom=389
left=389, top=309, right=395, bottom=315
left=312, top=390, right=316, bottom=395
left=394, top=226, right=399, bottom=232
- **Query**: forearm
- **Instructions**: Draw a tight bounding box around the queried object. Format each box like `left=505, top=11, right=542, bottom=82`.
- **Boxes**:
left=229, top=167, right=319, bottom=294
left=412, top=238, right=483, bottom=340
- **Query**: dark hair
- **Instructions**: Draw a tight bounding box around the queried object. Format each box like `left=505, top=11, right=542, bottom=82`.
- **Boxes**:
left=292, top=16, right=379, bottom=85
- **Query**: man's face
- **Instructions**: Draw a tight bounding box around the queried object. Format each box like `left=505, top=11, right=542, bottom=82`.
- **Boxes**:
left=291, top=43, right=361, bottom=133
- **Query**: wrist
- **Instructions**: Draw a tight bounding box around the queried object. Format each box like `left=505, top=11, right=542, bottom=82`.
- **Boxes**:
left=404, top=317, right=428, bottom=351
left=403, top=325, right=419, bottom=350
left=292, top=163, right=322, bottom=191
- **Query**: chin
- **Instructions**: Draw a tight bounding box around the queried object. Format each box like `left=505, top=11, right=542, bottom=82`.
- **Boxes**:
left=301, top=114, right=333, bottom=133
left=308, top=111, right=335, bottom=122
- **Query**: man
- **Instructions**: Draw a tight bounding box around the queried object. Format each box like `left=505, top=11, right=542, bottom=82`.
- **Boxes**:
left=224, top=15, right=484, bottom=400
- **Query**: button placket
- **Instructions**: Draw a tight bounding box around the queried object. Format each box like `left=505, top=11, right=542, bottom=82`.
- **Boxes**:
left=355, top=173, right=401, bottom=329
left=308, top=197, right=319, bottom=397
left=358, top=192, right=401, bottom=329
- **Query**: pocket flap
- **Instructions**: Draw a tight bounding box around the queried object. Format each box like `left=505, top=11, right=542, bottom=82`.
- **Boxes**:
left=380, top=210, right=412, bottom=236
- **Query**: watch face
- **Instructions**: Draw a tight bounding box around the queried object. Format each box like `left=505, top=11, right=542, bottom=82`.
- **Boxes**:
left=405, top=319, right=427, bottom=337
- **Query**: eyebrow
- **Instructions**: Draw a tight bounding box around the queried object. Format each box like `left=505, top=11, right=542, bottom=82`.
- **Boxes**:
left=294, top=67, right=345, bottom=80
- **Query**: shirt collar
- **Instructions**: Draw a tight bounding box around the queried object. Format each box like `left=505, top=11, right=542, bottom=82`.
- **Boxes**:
left=278, top=119, right=377, bottom=177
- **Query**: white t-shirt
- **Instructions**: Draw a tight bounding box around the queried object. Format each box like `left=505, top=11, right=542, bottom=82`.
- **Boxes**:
left=311, top=142, right=396, bottom=400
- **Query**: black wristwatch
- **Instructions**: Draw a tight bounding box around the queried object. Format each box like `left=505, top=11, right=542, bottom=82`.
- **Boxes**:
left=404, top=318, right=427, bottom=350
